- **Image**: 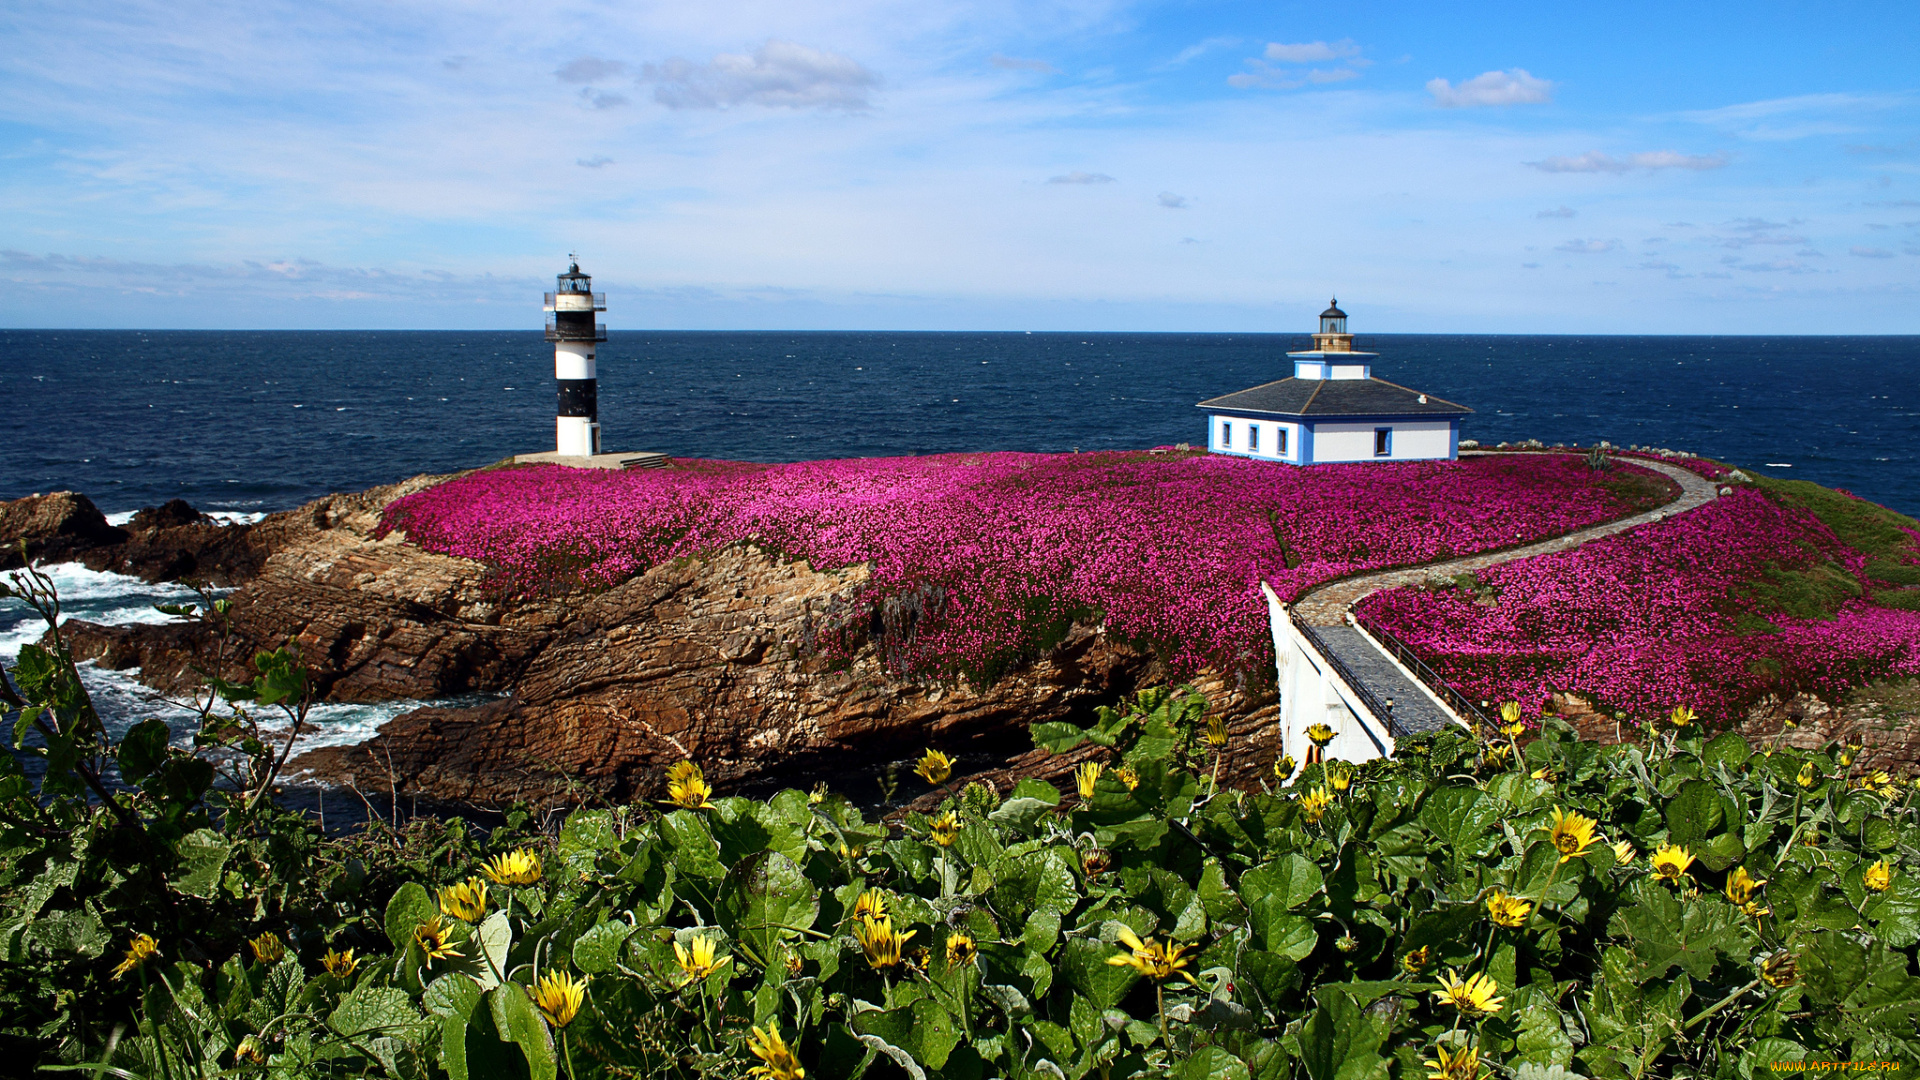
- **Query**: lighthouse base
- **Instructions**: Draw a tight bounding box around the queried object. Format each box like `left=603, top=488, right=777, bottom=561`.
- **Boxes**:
left=512, top=451, right=669, bottom=471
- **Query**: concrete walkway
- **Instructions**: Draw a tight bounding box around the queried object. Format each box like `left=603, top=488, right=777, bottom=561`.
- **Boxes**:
left=1293, top=454, right=1721, bottom=626
left=1286, top=453, right=1722, bottom=732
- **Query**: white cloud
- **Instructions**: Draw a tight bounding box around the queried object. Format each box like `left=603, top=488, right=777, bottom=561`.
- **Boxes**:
left=1528, top=150, right=1729, bottom=173
left=989, top=54, right=1056, bottom=73
left=1677, top=92, right=1903, bottom=140
left=1426, top=69, right=1552, bottom=108
left=1161, top=37, right=1239, bottom=68
left=1556, top=239, right=1619, bottom=253
left=1851, top=246, right=1896, bottom=258
left=1158, top=191, right=1188, bottom=209
left=643, top=40, right=877, bottom=111
left=1263, top=40, right=1360, bottom=63
left=555, top=57, right=628, bottom=84
left=1536, top=206, right=1576, bottom=218
left=576, top=156, right=613, bottom=169
left=1230, top=38, right=1366, bottom=90
left=1047, top=171, right=1114, bottom=184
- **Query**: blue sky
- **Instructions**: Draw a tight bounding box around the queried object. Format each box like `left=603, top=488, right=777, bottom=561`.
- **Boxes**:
left=2, top=0, right=1916, bottom=332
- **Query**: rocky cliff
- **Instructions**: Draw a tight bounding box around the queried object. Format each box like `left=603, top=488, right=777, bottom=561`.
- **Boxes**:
left=4, top=477, right=1277, bottom=809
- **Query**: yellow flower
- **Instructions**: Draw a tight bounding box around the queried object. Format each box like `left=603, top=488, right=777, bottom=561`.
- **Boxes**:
left=1435, top=969, right=1504, bottom=1018
left=928, top=810, right=961, bottom=847
left=1546, top=807, right=1600, bottom=864
left=112, top=934, right=160, bottom=980
left=413, top=916, right=461, bottom=967
left=1075, top=761, right=1104, bottom=800
left=674, top=934, right=731, bottom=984
left=854, top=915, right=915, bottom=971
left=1837, top=745, right=1857, bottom=768
left=1485, top=889, right=1532, bottom=929
left=915, top=749, right=954, bottom=786
left=1668, top=704, right=1696, bottom=729
left=1760, top=950, right=1799, bottom=988
left=530, top=970, right=588, bottom=1029
left=1327, top=761, right=1353, bottom=793
left=1305, top=723, right=1336, bottom=747
left=235, top=1035, right=268, bottom=1065
left=481, top=848, right=544, bottom=887
left=1484, top=743, right=1514, bottom=767
left=1865, top=860, right=1894, bottom=892
left=1724, top=866, right=1769, bottom=916
left=785, top=952, right=805, bottom=977
left=1650, top=844, right=1696, bottom=884
left=1853, top=770, right=1897, bottom=798
left=1611, top=839, right=1636, bottom=865
left=851, top=889, right=888, bottom=923
left=249, top=931, right=286, bottom=965
left=946, top=932, right=977, bottom=968
left=667, top=765, right=715, bottom=809
left=1300, top=786, right=1334, bottom=824
left=1499, top=701, right=1523, bottom=726
left=322, top=948, right=358, bottom=978
left=1530, top=766, right=1555, bottom=782
left=1112, top=765, right=1139, bottom=791
left=1105, top=927, right=1197, bottom=984
left=1273, top=754, right=1297, bottom=781
left=439, top=877, right=490, bottom=922
left=1205, top=715, right=1229, bottom=748
left=747, top=1022, right=806, bottom=1080
left=1423, top=1043, right=1487, bottom=1080
left=1402, top=945, right=1433, bottom=973
left=1500, top=720, right=1527, bottom=740
left=1796, top=762, right=1816, bottom=789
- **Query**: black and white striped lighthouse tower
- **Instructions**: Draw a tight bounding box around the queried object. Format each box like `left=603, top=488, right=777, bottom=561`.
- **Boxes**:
left=543, top=259, right=608, bottom=456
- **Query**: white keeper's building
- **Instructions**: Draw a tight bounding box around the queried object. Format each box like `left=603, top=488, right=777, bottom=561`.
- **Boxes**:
left=1198, top=300, right=1471, bottom=465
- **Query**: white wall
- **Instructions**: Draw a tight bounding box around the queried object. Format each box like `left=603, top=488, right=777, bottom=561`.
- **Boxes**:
left=1209, top=416, right=1301, bottom=461
left=1308, top=420, right=1453, bottom=464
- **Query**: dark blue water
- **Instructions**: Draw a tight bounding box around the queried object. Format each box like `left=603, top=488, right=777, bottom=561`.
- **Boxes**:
left=2, top=330, right=1916, bottom=515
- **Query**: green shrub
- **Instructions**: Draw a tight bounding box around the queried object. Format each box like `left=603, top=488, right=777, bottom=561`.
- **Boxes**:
left=8, top=565, right=1920, bottom=1077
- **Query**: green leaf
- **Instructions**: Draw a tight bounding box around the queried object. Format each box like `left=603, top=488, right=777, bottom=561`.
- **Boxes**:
left=1419, top=786, right=1500, bottom=864
left=490, top=984, right=557, bottom=1080
left=328, top=984, right=424, bottom=1038
left=987, top=797, right=1055, bottom=832
left=385, top=882, right=436, bottom=949
left=116, top=718, right=170, bottom=783
left=1029, top=721, right=1090, bottom=754
left=852, top=997, right=961, bottom=1070
left=1243, top=854, right=1323, bottom=912
left=717, top=850, right=819, bottom=962
left=1178, top=1046, right=1251, bottom=1080
left=1664, top=779, right=1724, bottom=847
left=1296, top=986, right=1392, bottom=1080
left=1060, top=934, right=1139, bottom=1010
left=1703, top=731, right=1750, bottom=771
left=170, top=828, right=232, bottom=899
left=558, top=810, right=618, bottom=869
left=571, top=920, right=635, bottom=974
left=1608, top=884, right=1750, bottom=980
left=1010, top=778, right=1062, bottom=805
left=475, top=911, right=512, bottom=989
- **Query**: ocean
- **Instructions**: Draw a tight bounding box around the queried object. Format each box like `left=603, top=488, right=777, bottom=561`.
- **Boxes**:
left=3, top=330, right=1918, bottom=806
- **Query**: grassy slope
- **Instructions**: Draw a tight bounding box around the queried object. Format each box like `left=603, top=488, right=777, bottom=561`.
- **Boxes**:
left=1746, top=472, right=1920, bottom=618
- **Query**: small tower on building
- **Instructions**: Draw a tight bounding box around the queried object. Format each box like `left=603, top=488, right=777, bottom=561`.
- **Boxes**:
left=544, top=260, right=607, bottom=457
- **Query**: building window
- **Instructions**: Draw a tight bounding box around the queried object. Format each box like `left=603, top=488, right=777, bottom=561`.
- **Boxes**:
left=1277, top=427, right=1289, bottom=455
left=1374, top=427, right=1392, bottom=457
left=1220, top=421, right=1232, bottom=448
left=1249, top=425, right=1259, bottom=452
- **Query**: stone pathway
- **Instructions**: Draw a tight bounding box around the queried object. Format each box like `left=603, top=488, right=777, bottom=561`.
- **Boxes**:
left=1286, top=453, right=1722, bottom=731
left=1293, top=454, right=1720, bottom=625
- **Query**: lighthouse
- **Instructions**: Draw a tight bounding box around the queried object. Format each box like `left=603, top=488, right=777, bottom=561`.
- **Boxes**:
left=544, top=260, right=607, bottom=456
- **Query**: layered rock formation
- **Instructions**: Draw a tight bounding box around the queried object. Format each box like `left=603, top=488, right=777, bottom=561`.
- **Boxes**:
left=4, top=477, right=1276, bottom=809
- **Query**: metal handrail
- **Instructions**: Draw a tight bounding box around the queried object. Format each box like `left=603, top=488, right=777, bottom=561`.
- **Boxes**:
left=544, top=319, right=608, bottom=343
left=1352, top=612, right=1494, bottom=732
left=1288, top=610, right=1395, bottom=743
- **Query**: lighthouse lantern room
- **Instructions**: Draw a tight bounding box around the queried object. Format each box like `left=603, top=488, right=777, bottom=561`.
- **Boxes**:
left=544, top=260, right=608, bottom=457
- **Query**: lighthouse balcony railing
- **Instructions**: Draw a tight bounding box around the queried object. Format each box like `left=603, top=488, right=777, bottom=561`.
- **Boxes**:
left=544, top=319, right=608, bottom=343
left=543, top=292, right=606, bottom=311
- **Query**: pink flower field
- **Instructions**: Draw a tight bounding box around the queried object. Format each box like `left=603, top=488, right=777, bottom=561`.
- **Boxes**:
left=380, top=451, right=1672, bottom=678
left=1356, top=486, right=1920, bottom=724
